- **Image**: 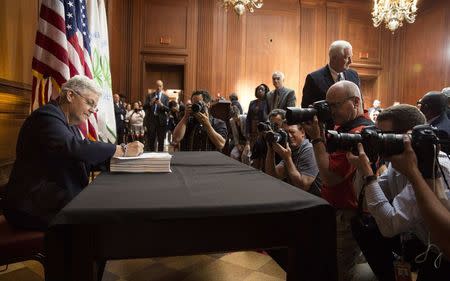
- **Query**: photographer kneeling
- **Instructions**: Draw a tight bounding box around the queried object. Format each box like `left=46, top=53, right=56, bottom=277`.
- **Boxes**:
left=301, top=80, right=373, bottom=281
left=265, top=122, right=321, bottom=196
left=172, top=90, right=227, bottom=151
left=346, top=104, right=450, bottom=281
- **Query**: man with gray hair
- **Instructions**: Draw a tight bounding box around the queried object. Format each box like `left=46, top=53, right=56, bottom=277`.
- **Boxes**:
left=302, top=40, right=361, bottom=108
left=267, top=71, right=296, bottom=112
left=3, top=75, right=143, bottom=230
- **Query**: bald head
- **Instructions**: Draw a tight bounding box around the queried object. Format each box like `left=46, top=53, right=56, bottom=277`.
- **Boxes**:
left=326, top=81, right=363, bottom=125
left=418, top=91, right=447, bottom=121
left=327, top=81, right=362, bottom=109
left=156, top=80, right=164, bottom=92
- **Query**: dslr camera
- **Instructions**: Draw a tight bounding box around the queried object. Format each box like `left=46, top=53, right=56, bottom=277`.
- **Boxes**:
left=286, top=100, right=333, bottom=128
left=191, top=101, right=206, bottom=114
left=326, top=124, right=447, bottom=162
left=257, top=121, right=288, bottom=146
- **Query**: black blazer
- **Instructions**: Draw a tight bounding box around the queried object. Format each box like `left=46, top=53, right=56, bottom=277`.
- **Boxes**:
left=246, top=99, right=269, bottom=136
left=266, top=87, right=296, bottom=112
left=114, top=102, right=126, bottom=129
left=143, top=91, right=170, bottom=126
left=3, top=102, right=116, bottom=225
left=301, top=65, right=361, bottom=108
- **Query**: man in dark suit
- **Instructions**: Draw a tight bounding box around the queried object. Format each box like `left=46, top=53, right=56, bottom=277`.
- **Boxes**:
left=418, top=91, right=450, bottom=154
left=266, top=71, right=296, bottom=112
left=301, top=40, right=361, bottom=108
left=143, top=80, right=170, bottom=151
left=442, top=87, right=450, bottom=118
left=2, top=75, right=143, bottom=230
left=113, top=93, right=126, bottom=144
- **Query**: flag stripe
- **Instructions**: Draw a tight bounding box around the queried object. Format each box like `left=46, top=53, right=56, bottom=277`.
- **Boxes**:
left=32, top=57, right=67, bottom=87
left=40, top=4, right=66, bottom=34
left=32, top=45, right=70, bottom=81
left=37, top=18, right=68, bottom=51
left=35, top=32, right=69, bottom=68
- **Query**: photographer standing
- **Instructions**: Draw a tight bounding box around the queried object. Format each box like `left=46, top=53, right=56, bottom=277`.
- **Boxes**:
left=302, top=80, right=373, bottom=281
left=172, top=90, right=227, bottom=151
left=265, top=123, right=321, bottom=196
left=347, top=104, right=450, bottom=281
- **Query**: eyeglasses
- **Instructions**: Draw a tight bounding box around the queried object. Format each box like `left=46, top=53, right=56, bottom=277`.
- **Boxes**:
left=327, top=96, right=355, bottom=109
left=70, top=89, right=98, bottom=112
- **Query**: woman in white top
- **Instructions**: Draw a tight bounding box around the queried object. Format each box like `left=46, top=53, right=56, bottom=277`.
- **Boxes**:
left=126, top=102, right=146, bottom=143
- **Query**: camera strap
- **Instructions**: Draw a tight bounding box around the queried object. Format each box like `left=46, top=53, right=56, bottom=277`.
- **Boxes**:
left=337, top=116, right=374, bottom=133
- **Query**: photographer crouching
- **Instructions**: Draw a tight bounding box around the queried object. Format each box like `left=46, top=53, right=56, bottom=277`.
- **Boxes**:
left=172, top=90, right=227, bottom=151
left=345, top=104, right=450, bottom=281
left=299, top=81, right=373, bottom=281
left=265, top=121, right=321, bottom=197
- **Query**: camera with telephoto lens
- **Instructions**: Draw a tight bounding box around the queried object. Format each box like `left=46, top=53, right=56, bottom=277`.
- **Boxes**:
left=326, top=124, right=447, bottom=162
left=286, top=100, right=333, bottom=128
left=191, top=101, right=206, bottom=114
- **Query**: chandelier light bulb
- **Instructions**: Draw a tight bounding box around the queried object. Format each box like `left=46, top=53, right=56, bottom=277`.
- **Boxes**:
left=234, top=3, right=245, bottom=16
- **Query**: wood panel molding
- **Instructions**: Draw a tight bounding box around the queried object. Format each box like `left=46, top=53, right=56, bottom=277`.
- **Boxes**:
left=0, top=78, right=31, bottom=185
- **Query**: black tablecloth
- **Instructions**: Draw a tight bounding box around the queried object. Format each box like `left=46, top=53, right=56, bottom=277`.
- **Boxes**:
left=52, top=152, right=330, bottom=225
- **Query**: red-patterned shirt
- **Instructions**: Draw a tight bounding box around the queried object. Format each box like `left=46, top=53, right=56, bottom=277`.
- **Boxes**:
left=321, top=116, right=373, bottom=209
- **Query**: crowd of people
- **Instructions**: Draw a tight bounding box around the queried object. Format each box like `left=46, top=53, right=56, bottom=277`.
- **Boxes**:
left=3, top=40, right=450, bottom=281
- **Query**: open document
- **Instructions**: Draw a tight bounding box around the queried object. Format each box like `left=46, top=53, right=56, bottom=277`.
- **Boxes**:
left=110, top=152, right=173, bottom=173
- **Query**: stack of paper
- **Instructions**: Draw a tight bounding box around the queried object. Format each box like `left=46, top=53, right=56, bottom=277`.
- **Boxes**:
left=110, top=152, right=173, bottom=173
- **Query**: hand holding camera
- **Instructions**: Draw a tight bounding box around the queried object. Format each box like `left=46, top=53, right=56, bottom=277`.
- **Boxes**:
left=257, top=121, right=288, bottom=148
left=388, top=135, right=420, bottom=179
left=346, top=143, right=374, bottom=177
left=301, top=115, right=322, bottom=140
left=272, top=141, right=292, bottom=160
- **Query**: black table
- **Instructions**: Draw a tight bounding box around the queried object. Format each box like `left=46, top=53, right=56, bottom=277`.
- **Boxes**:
left=45, top=152, right=336, bottom=281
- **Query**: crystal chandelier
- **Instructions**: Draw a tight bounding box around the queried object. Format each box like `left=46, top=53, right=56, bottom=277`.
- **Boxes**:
left=372, top=0, right=418, bottom=33
left=221, top=0, right=263, bottom=16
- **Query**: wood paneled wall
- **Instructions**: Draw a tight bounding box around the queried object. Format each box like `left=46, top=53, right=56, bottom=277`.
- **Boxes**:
left=0, top=0, right=449, bottom=177
left=0, top=0, right=38, bottom=185
left=109, top=0, right=450, bottom=111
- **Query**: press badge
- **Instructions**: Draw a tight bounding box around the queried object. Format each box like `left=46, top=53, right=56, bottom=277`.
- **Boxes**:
left=394, top=260, right=412, bottom=281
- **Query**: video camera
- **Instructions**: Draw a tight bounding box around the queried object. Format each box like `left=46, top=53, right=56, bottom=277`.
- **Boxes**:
left=257, top=121, right=288, bottom=147
left=326, top=124, right=448, bottom=162
left=286, top=100, right=333, bottom=128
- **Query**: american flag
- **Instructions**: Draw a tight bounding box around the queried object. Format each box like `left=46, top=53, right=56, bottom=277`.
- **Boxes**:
left=32, top=0, right=97, bottom=140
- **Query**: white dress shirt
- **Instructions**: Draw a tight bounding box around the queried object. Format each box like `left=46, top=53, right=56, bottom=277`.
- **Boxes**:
left=328, top=64, right=345, bottom=83
left=365, top=152, right=450, bottom=244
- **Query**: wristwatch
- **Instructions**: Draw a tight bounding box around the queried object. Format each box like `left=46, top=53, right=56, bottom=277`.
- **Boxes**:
left=363, top=174, right=377, bottom=185
left=120, top=143, right=128, bottom=157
